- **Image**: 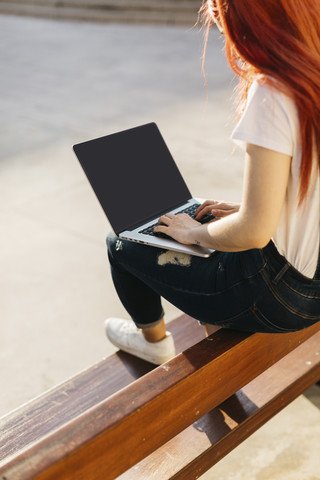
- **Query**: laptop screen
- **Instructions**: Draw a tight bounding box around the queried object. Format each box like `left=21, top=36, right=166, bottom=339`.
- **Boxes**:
left=73, top=123, right=192, bottom=234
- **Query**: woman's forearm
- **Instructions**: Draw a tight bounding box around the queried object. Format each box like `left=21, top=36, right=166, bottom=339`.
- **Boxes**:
left=189, top=212, right=270, bottom=252
left=189, top=145, right=292, bottom=252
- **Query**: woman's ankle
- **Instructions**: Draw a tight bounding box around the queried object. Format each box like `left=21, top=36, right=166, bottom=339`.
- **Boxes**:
left=142, top=318, right=167, bottom=342
left=204, top=323, right=219, bottom=337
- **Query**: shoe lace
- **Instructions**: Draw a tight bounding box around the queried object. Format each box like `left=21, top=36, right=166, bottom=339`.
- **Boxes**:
left=121, top=322, right=140, bottom=333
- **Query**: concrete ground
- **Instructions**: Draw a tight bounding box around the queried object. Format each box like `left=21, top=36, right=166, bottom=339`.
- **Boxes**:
left=1, top=14, right=319, bottom=479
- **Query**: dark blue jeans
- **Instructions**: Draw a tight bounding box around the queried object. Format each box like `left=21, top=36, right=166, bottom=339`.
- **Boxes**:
left=107, top=232, right=320, bottom=333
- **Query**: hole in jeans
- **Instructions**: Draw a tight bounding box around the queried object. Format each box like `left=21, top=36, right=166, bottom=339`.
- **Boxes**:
left=157, top=251, right=192, bottom=267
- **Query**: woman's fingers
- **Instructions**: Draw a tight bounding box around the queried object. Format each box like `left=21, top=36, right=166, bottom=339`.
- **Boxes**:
left=195, top=201, right=217, bottom=218
left=195, top=206, right=215, bottom=219
left=212, top=202, right=240, bottom=216
left=196, top=201, right=240, bottom=219
left=211, top=207, right=237, bottom=217
left=195, top=200, right=216, bottom=213
left=158, top=213, right=174, bottom=225
left=155, top=213, right=175, bottom=232
left=154, top=213, right=200, bottom=244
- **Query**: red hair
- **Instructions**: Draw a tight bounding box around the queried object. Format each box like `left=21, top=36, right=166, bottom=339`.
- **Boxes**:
left=200, top=0, right=320, bottom=204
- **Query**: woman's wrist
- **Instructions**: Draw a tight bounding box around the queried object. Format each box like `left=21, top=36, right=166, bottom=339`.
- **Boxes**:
left=190, top=225, right=208, bottom=248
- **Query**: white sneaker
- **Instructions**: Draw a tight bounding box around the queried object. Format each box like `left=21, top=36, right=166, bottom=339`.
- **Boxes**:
left=105, top=318, right=176, bottom=365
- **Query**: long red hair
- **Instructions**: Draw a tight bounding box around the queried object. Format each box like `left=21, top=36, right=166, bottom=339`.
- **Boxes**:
left=200, top=0, right=320, bottom=204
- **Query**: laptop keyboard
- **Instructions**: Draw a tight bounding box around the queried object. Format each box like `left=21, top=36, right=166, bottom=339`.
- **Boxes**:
left=139, top=203, right=215, bottom=239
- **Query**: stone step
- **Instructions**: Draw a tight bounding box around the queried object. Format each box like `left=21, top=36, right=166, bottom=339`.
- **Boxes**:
left=0, top=0, right=200, bottom=9
left=0, top=0, right=202, bottom=24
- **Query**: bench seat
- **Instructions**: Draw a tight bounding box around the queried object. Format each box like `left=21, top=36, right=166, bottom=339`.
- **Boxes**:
left=0, top=315, right=319, bottom=480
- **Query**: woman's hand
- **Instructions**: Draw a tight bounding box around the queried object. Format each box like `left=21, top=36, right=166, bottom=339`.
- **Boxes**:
left=195, top=200, right=240, bottom=220
left=154, top=213, right=201, bottom=245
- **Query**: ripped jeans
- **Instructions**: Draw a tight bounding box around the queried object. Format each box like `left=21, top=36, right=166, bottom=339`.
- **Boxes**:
left=107, top=232, right=320, bottom=333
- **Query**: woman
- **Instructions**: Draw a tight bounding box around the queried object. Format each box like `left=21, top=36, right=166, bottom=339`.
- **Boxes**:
left=106, top=0, right=320, bottom=365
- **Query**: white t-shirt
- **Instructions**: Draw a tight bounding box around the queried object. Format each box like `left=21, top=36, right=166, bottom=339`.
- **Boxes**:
left=231, top=80, right=320, bottom=278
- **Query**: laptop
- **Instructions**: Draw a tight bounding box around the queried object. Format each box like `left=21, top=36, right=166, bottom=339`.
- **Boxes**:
left=73, top=122, right=215, bottom=257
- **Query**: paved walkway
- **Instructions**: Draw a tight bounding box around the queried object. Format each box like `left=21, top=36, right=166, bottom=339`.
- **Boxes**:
left=1, top=14, right=319, bottom=479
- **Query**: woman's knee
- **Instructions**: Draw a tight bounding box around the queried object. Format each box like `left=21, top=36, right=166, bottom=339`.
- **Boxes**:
left=106, top=231, right=124, bottom=264
left=106, top=231, right=163, bottom=273
left=106, top=231, right=117, bottom=250
left=106, top=231, right=146, bottom=267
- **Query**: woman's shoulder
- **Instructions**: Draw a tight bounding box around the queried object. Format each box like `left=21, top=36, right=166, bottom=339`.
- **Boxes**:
left=246, top=76, right=298, bottom=126
left=232, top=75, right=299, bottom=155
left=249, top=76, right=295, bottom=109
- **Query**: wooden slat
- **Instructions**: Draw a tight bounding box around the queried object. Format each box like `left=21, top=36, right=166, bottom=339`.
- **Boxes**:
left=0, top=315, right=204, bottom=461
left=0, top=320, right=319, bottom=480
left=118, top=331, right=320, bottom=479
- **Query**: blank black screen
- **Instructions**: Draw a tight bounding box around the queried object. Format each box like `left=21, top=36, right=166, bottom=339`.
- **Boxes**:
left=73, top=123, right=191, bottom=234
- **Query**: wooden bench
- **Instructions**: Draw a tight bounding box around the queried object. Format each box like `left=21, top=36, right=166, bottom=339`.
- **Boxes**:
left=0, top=315, right=319, bottom=480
